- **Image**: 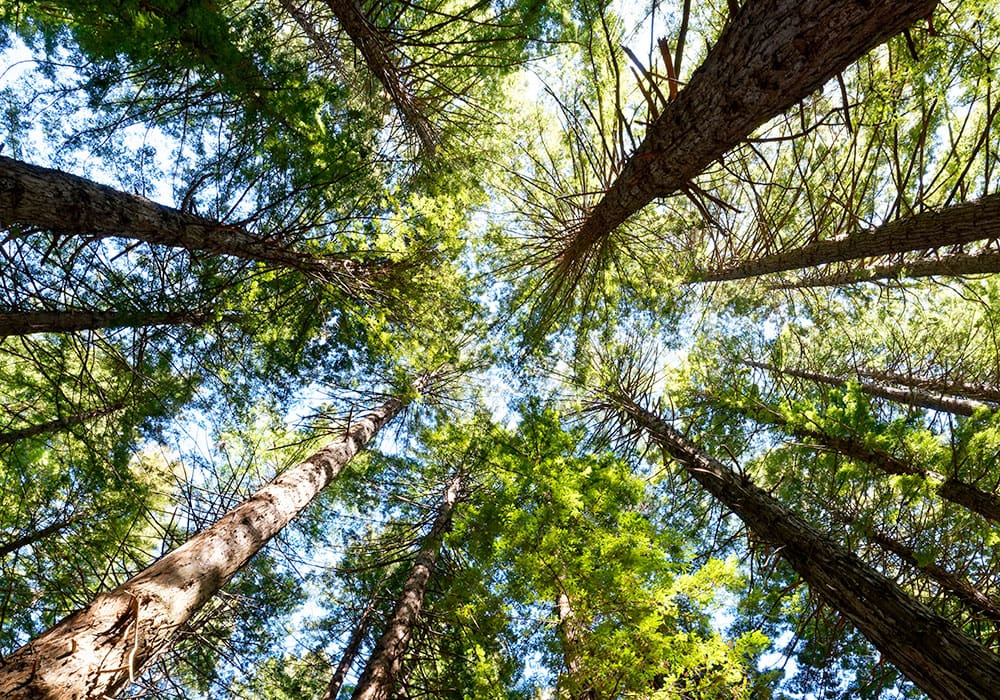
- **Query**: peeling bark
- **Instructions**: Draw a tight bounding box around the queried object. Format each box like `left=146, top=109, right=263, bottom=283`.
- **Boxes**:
left=0, top=392, right=411, bottom=699
left=616, top=396, right=1000, bottom=699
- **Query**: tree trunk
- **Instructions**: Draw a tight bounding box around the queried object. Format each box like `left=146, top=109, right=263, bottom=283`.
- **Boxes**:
left=0, top=512, right=85, bottom=559
left=350, top=472, right=463, bottom=700
left=613, top=396, right=1000, bottom=699
left=0, top=156, right=376, bottom=293
left=0, top=310, right=228, bottom=337
left=699, top=193, right=1000, bottom=282
left=555, top=590, right=599, bottom=700
left=560, top=0, right=937, bottom=273
left=746, top=360, right=989, bottom=417
left=853, top=369, right=1000, bottom=406
left=0, top=402, right=128, bottom=447
left=766, top=249, right=1000, bottom=289
left=711, top=391, right=1000, bottom=524
left=0, top=392, right=411, bottom=699
left=322, top=591, right=379, bottom=700
left=322, top=0, right=437, bottom=154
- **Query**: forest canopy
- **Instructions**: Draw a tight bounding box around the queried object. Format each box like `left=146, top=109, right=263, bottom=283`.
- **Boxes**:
left=1, top=0, right=999, bottom=698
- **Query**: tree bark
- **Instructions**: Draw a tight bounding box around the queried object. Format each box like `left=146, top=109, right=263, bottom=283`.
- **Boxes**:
left=0, top=402, right=128, bottom=447
left=699, top=193, right=1000, bottom=282
left=560, top=0, right=937, bottom=272
left=321, top=591, right=379, bottom=700
left=614, top=396, right=1000, bottom=699
left=555, top=590, right=599, bottom=700
left=766, top=249, right=1000, bottom=288
left=0, top=156, right=375, bottom=293
left=746, top=360, right=989, bottom=417
left=853, top=368, right=1000, bottom=406
left=0, top=512, right=85, bottom=559
left=0, top=392, right=411, bottom=699
left=350, top=472, right=463, bottom=700
left=0, top=310, right=228, bottom=337
left=322, top=0, right=437, bottom=154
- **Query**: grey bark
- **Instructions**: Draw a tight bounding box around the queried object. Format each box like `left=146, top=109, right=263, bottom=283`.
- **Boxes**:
left=615, top=396, right=1000, bottom=699
left=560, top=0, right=937, bottom=273
left=0, top=156, right=375, bottom=293
left=0, top=392, right=411, bottom=699
left=349, top=473, right=463, bottom=700
left=700, top=193, right=1000, bottom=282
left=853, top=368, right=1000, bottom=406
left=555, top=590, right=599, bottom=700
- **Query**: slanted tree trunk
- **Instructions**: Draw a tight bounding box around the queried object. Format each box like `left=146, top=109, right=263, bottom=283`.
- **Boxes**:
left=0, top=512, right=85, bottom=559
left=322, top=590, right=379, bottom=700
left=350, top=472, right=463, bottom=700
left=853, top=369, right=1000, bottom=406
left=0, top=390, right=414, bottom=699
left=699, top=193, right=1000, bottom=282
left=0, top=156, right=378, bottom=293
left=560, top=0, right=937, bottom=273
left=612, top=395, right=1000, bottom=699
left=0, top=310, right=230, bottom=337
left=746, top=360, right=989, bottom=417
left=767, top=249, right=1000, bottom=289
left=323, top=0, right=436, bottom=154
left=555, top=590, right=599, bottom=700
left=708, top=391, right=1000, bottom=523
left=0, top=402, right=128, bottom=447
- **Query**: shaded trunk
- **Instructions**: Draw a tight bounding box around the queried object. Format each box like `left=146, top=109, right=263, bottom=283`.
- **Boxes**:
left=615, top=396, right=1000, bottom=699
left=766, top=249, right=1000, bottom=289
left=0, top=310, right=229, bottom=337
left=322, top=592, right=379, bottom=700
left=713, top=392, right=1000, bottom=524
left=350, top=472, right=463, bottom=700
left=323, top=0, right=436, bottom=153
left=854, top=369, right=1000, bottom=406
left=279, top=0, right=345, bottom=71
left=562, top=0, right=937, bottom=269
left=0, top=156, right=375, bottom=292
left=747, top=360, right=989, bottom=417
left=555, top=590, right=599, bottom=700
left=0, top=512, right=85, bottom=559
left=0, top=402, right=128, bottom=447
left=0, top=392, right=411, bottom=699
left=700, top=193, right=1000, bottom=282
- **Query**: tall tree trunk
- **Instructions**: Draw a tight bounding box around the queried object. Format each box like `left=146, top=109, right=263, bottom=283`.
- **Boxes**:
left=0, top=512, right=85, bottom=559
left=560, top=0, right=937, bottom=274
left=322, top=0, right=437, bottom=154
left=555, top=590, right=599, bottom=700
left=322, top=591, right=379, bottom=700
left=0, top=402, right=128, bottom=447
left=699, top=193, right=1000, bottom=282
left=853, top=369, right=1000, bottom=405
left=612, top=395, right=1000, bottom=699
left=0, top=156, right=377, bottom=293
left=350, top=472, right=463, bottom=700
left=766, top=249, right=1000, bottom=289
left=709, top=391, right=1000, bottom=523
left=0, top=310, right=231, bottom=337
left=747, top=360, right=989, bottom=417
left=0, top=391, right=412, bottom=699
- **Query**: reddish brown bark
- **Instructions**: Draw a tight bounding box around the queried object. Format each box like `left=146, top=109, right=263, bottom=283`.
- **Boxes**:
left=701, top=193, right=1000, bottom=282
left=616, top=396, right=1000, bottom=699
left=0, top=393, right=410, bottom=699
left=0, top=310, right=223, bottom=337
left=350, top=473, right=463, bottom=700
left=766, top=249, right=1000, bottom=288
left=560, top=0, right=937, bottom=273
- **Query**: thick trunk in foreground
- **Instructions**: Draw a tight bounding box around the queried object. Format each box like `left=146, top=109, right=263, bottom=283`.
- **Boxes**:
left=700, top=193, right=1000, bottom=282
left=768, top=249, right=1000, bottom=289
left=747, top=360, right=989, bottom=417
left=0, top=310, right=222, bottom=337
left=0, top=156, right=374, bottom=292
left=0, top=393, right=409, bottom=699
left=562, top=0, right=937, bottom=269
left=350, top=473, right=463, bottom=700
left=0, top=402, right=128, bottom=447
left=323, top=0, right=436, bottom=153
left=615, top=397, right=1000, bottom=699
left=321, top=592, right=379, bottom=700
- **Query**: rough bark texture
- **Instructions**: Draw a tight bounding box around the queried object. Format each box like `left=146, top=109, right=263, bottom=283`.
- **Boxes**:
left=556, top=590, right=599, bottom=700
left=0, top=156, right=371, bottom=290
left=701, top=193, right=1000, bottom=282
left=617, top=397, right=1000, bottom=699
left=0, top=403, right=128, bottom=447
left=321, top=592, right=378, bottom=700
left=767, top=249, right=1000, bottom=288
left=853, top=369, right=1000, bottom=405
left=0, top=394, right=407, bottom=699
left=0, top=310, right=218, bottom=337
left=563, top=0, right=938, bottom=267
left=323, top=0, right=436, bottom=153
left=349, top=473, right=463, bottom=700
left=747, top=360, right=989, bottom=417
